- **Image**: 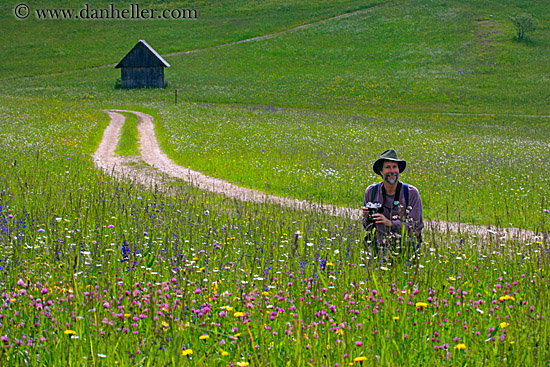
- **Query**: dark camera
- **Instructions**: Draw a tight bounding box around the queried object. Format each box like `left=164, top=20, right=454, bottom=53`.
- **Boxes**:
left=364, top=202, right=383, bottom=223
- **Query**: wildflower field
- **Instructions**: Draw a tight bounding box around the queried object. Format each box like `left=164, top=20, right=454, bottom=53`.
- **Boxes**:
left=1, top=0, right=549, bottom=365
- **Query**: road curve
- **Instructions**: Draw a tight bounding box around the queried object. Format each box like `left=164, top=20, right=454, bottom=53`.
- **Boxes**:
left=93, top=110, right=541, bottom=243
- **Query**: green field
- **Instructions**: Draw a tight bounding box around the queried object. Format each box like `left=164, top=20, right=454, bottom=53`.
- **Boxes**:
left=1, top=0, right=549, bottom=365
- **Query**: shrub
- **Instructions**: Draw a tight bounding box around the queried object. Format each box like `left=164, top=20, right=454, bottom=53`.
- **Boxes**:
left=509, top=13, right=537, bottom=41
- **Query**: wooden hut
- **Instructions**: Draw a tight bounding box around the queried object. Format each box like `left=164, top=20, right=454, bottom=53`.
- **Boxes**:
left=115, top=40, right=170, bottom=89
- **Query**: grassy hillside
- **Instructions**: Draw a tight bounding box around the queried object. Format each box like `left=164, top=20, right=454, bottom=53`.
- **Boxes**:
left=0, top=0, right=377, bottom=78
left=1, top=0, right=549, bottom=229
left=1, top=1, right=550, bottom=365
left=2, top=0, right=549, bottom=114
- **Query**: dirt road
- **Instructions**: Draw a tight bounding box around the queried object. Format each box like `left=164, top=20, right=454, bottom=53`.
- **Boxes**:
left=93, top=110, right=540, bottom=242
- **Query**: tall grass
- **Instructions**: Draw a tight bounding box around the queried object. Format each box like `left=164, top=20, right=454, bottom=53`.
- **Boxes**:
left=150, top=103, right=550, bottom=231
left=1, top=0, right=549, bottom=365
left=1, top=139, right=549, bottom=365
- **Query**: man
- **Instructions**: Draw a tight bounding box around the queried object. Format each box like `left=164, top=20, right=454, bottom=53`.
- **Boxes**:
left=362, top=149, right=423, bottom=258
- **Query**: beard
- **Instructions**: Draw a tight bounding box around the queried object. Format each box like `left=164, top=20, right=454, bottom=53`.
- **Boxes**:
left=384, top=173, right=399, bottom=185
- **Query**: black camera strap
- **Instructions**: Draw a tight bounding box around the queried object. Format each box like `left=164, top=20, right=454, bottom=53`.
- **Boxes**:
left=370, top=181, right=409, bottom=208
left=381, top=181, right=402, bottom=209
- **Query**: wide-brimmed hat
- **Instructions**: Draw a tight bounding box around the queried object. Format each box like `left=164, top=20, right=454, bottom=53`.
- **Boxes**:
left=372, top=149, right=406, bottom=176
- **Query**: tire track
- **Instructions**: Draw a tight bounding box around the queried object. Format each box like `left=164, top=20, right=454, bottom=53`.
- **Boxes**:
left=93, top=110, right=544, bottom=243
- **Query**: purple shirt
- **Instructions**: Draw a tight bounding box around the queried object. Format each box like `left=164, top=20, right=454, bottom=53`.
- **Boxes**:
left=362, top=181, right=423, bottom=243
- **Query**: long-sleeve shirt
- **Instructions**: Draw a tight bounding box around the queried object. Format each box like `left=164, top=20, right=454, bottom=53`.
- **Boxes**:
left=362, top=181, right=423, bottom=244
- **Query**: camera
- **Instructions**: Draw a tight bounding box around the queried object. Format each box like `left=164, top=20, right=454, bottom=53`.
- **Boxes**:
left=364, top=202, right=383, bottom=223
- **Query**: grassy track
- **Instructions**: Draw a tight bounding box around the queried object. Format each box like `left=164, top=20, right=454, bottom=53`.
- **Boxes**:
left=115, top=112, right=140, bottom=157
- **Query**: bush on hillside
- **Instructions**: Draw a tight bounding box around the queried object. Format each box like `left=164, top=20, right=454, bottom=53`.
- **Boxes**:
left=510, top=13, right=537, bottom=41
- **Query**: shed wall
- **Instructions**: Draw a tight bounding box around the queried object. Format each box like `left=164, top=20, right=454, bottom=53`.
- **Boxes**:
left=120, top=67, right=165, bottom=89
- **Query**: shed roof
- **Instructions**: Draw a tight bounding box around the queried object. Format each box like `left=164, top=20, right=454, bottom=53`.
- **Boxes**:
left=115, top=40, right=170, bottom=69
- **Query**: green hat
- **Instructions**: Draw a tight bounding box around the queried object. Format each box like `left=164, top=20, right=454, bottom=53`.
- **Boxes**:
left=373, top=149, right=406, bottom=176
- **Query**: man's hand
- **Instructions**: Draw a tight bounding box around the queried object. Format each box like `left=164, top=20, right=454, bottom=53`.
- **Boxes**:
left=371, top=213, right=391, bottom=227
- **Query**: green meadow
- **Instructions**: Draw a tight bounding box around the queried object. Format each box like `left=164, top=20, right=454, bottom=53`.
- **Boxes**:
left=0, top=0, right=549, bottom=365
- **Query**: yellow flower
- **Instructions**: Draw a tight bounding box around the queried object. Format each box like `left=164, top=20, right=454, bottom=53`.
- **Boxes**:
left=354, top=356, right=368, bottom=362
left=393, top=317, right=399, bottom=321
left=64, top=330, right=76, bottom=335
left=326, top=262, right=334, bottom=266
left=199, top=334, right=209, bottom=340
left=499, top=295, right=515, bottom=301
left=224, top=306, right=234, bottom=311
left=161, top=321, right=169, bottom=328
left=500, top=322, right=510, bottom=329
left=181, top=349, right=193, bottom=356
left=236, top=362, right=249, bottom=366
left=454, top=344, right=467, bottom=350
left=262, top=291, right=269, bottom=296
left=219, top=349, right=229, bottom=356
left=234, top=333, right=242, bottom=338
left=124, top=313, right=132, bottom=318
left=415, top=302, right=428, bottom=308
left=234, top=312, right=245, bottom=317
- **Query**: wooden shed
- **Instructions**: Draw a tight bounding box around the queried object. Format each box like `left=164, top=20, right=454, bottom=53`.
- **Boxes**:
left=115, top=40, right=170, bottom=89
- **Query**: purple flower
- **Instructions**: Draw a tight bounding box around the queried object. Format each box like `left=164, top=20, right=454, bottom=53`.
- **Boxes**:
left=544, top=209, right=550, bottom=214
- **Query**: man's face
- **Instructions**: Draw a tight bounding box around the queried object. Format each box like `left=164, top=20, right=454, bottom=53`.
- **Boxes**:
left=381, top=161, right=399, bottom=185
